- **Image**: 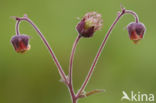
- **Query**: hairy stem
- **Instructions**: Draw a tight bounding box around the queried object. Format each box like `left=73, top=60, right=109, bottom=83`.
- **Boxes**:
left=76, top=9, right=139, bottom=97
left=15, top=16, right=68, bottom=84
left=125, top=10, right=139, bottom=23
left=16, top=20, right=20, bottom=35
left=68, top=35, right=81, bottom=103
left=69, top=35, right=81, bottom=85
left=14, top=8, right=140, bottom=103
left=68, top=84, right=78, bottom=103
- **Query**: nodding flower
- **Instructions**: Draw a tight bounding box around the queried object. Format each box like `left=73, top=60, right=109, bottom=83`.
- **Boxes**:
left=11, top=34, right=30, bottom=53
left=127, top=22, right=146, bottom=44
left=76, top=12, right=103, bottom=38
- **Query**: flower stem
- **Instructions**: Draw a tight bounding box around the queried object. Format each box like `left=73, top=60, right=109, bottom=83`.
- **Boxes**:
left=16, top=20, right=20, bottom=35
left=76, top=9, right=139, bottom=97
left=69, top=35, right=81, bottom=85
left=73, top=99, right=77, bottom=103
left=68, top=35, right=81, bottom=103
left=15, top=16, right=68, bottom=84
left=125, top=10, right=139, bottom=23
left=68, top=84, right=77, bottom=103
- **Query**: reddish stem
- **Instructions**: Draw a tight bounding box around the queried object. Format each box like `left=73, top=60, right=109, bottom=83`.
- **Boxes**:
left=125, top=10, right=139, bottom=23
left=68, top=35, right=81, bottom=103
left=68, top=84, right=77, bottom=103
left=15, top=17, right=68, bottom=84
left=14, top=8, right=140, bottom=103
left=16, top=20, right=20, bottom=35
left=76, top=9, right=139, bottom=97
left=69, top=35, right=81, bottom=84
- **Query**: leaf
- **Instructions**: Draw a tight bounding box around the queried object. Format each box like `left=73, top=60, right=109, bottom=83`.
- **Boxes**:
left=79, top=89, right=105, bottom=98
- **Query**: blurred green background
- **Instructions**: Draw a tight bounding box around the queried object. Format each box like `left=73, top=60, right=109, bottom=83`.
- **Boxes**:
left=0, top=0, right=156, bottom=103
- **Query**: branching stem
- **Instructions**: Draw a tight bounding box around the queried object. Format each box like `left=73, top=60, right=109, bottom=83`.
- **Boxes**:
left=76, top=8, right=139, bottom=97
left=14, top=7, right=140, bottom=103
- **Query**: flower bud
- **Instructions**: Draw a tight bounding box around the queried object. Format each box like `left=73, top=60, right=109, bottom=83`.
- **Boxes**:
left=127, top=22, right=146, bottom=43
left=11, top=34, right=30, bottom=53
left=76, top=12, right=103, bottom=38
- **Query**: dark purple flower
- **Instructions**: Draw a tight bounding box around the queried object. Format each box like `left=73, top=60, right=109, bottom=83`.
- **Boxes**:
left=76, top=12, right=103, bottom=38
left=11, top=34, right=30, bottom=53
left=127, top=22, right=146, bottom=43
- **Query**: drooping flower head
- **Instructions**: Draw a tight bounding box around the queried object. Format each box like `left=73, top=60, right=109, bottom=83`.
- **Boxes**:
left=127, top=22, right=146, bottom=44
left=11, top=34, right=30, bottom=53
left=76, top=12, right=103, bottom=38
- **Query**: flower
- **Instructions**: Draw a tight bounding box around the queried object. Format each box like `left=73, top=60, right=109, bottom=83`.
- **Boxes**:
left=11, top=34, right=30, bottom=53
left=127, top=22, right=146, bottom=43
left=76, top=12, right=103, bottom=38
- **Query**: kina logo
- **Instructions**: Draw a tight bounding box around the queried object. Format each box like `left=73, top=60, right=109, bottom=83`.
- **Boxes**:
left=121, top=91, right=154, bottom=102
